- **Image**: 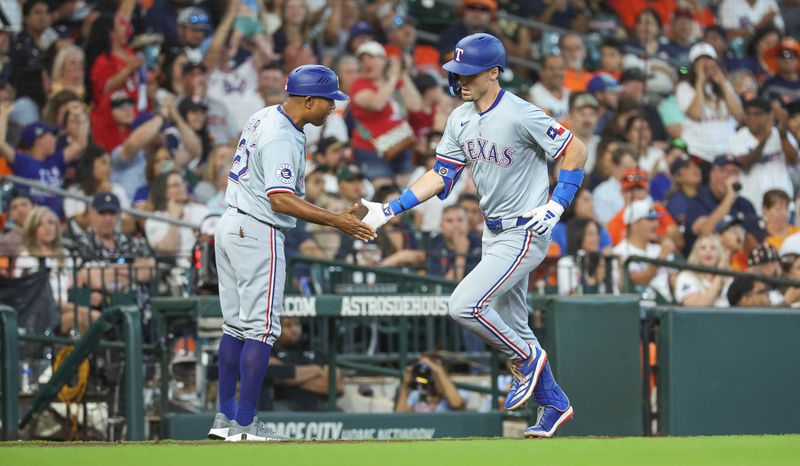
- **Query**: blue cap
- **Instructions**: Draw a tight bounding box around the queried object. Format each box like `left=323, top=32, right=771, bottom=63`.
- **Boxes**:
left=92, top=192, right=121, bottom=213
left=177, top=6, right=211, bottom=31
left=588, top=73, right=618, bottom=94
left=349, top=21, right=374, bottom=40
left=19, top=122, right=58, bottom=149
left=713, top=154, right=740, bottom=167
left=285, top=65, right=349, bottom=101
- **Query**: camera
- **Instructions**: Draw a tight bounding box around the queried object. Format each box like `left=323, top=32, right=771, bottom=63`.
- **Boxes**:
left=733, top=182, right=742, bottom=192
left=412, top=362, right=435, bottom=395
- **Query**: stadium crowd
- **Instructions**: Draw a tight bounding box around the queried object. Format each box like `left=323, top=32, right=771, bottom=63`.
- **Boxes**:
left=1, top=0, right=800, bottom=340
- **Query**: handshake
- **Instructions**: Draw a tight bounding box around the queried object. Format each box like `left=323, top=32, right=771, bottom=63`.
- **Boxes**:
left=359, top=197, right=564, bottom=236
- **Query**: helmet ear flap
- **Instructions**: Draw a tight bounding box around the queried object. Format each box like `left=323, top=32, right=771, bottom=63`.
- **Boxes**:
left=448, top=72, right=461, bottom=97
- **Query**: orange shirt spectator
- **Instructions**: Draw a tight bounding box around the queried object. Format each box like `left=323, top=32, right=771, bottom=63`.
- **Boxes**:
left=608, top=0, right=676, bottom=31
left=606, top=169, right=680, bottom=247
left=608, top=203, right=677, bottom=245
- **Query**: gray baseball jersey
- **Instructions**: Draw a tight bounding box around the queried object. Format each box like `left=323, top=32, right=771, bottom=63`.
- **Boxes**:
left=435, top=89, right=573, bottom=220
left=225, top=105, right=307, bottom=230
left=437, top=89, right=574, bottom=361
left=217, top=104, right=306, bottom=344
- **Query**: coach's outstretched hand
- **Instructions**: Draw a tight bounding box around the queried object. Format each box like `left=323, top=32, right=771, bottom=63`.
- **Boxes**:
left=360, top=198, right=394, bottom=230
left=523, top=200, right=564, bottom=236
left=334, top=204, right=378, bottom=242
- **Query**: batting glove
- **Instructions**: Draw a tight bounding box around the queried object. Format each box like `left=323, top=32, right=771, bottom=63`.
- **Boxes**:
left=360, top=198, right=394, bottom=230
left=523, top=200, right=564, bottom=236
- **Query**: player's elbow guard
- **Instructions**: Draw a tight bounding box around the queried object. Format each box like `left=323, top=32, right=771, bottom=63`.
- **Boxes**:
left=432, top=158, right=465, bottom=200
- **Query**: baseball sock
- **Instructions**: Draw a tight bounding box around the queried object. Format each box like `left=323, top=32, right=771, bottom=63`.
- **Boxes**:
left=217, top=334, right=244, bottom=420
left=235, top=339, right=272, bottom=426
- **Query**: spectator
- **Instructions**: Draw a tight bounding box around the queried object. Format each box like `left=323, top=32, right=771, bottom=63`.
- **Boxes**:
left=313, top=137, right=349, bottom=193
left=552, top=189, right=613, bottom=257
left=383, top=15, right=440, bottom=78
left=624, top=113, right=666, bottom=175
left=731, top=25, right=781, bottom=85
left=64, top=144, right=132, bottom=236
left=685, top=155, right=760, bottom=255
left=14, top=205, right=91, bottom=331
left=529, top=55, right=569, bottom=120
left=176, top=97, right=212, bottom=162
left=597, top=37, right=625, bottom=81
left=457, top=193, right=484, bottom=238
left=612, top=198, right=676, bottom=301
left=703, top=25, right=733, bottom=72
left=617, top=68, right=668, bottom=143
left=587, top=75, right=620, bottom=137
left=345, top=20, right=375, bottom=55
left=172, top=6, right=212, bottom=63
left=649, top=138, right=689, bottom=202
left=626, top=8, right=664, bottom=57
left=373, top=185, right=426, bottom=269
left=74, top=193, right=155, bottom=310
left=607, top=168, right=682, bottom=249
left=132, top=146, right=173, bottom=210
left=178, top=61, right=239, bottom=146
left=730, top=69, right=760, bottom=102
left=661, top=8, right=697, bottom=64
left=141, top=0, right=185, bottom=47
left=746, top=245, right=784, bottom=305
left=557, top=217, right=608, bottom=295
left=336, top=164, right=366, bottom=206
left=350, top=41, right=421, bottom=185
left=203, top=1, right=270, bottom=133
left=110, top=108, right=167, bottom=201
left=272, top=0, right=318, bottom=60
left=144, top=170, right=209, bottom=266
left=780, top=252, right=800, bottom=305
left=86, top=13, right=144, bottom=152
left=10, top=0, right=53, bottom=113
left=677, top=42, right=743, bottom=166
left=427, top=205, right=481, bottom=281
left=396, top=355, right=466, bottom=413
left=559, top=32, right=591, bottom=92
left=50, top=44, right=86, bottom=99
left=1, top=119, right=88, bottom=219
left=257, top=62, right=285, bottom=106
left=408, top=74, right=447, bottom=147
left=665, top=153, right=702, bottom=229
left=40, top=89, right=80, bottom=128
left=592, top=143, right=638, bottom=226
left=194, top=144, right=232, bottom=204
left=763, top=189, right=800, bottom=250
left=437, top=0, right=501, bottom=61
left=727, top=276, right=772, bottom=307
left=761, top=38, right=800, bottom=104
left=0, top=192, right=33, bottom=257
left=674, top=234, right=730, bottom=307
left=268, top=316, right=343, bottom=411
left=730, top=97, right=797, bottom=214
left=718, top=0, right=784, bottom=38
left=564, top=93, right=600, bottom=172
left=303, top=165, right=328, bottom=206
left=717, top=214, right=749, bottom=271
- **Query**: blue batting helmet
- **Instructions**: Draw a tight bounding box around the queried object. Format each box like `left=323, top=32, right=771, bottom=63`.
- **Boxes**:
left=285, top=65, right=349, bottom=101
left=442, top=33, right=506, bottom=96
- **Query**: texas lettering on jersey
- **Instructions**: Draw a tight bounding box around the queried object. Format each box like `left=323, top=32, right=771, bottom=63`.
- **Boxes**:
left=460, top=138, right=515, bottom=167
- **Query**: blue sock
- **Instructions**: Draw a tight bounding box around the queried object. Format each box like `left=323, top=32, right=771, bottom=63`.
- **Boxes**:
left=217, top=334, right=244, bottom=420
left=235, top=339, right=272, bottom=426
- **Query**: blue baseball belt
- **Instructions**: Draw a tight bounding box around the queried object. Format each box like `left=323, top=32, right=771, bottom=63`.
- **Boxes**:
left=483, top=216, right=532, bottom=233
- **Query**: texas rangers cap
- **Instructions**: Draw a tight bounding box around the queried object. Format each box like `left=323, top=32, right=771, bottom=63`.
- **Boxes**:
left=19, top=122, right=59, bottom=149
left=712, top=154, right=740, bottom=167
left=92, top=192, right=121, bottom=213
left=177, top=7, right=211, bottom=31
left=715, top=213, right=744, bottom=234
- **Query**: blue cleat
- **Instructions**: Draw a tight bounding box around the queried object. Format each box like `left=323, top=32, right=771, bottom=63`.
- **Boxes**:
left=524, top=405, right=574, bottom=438
left=504, top=345, right=547, bottom=411
left=524, top=361, right=573, bottom=438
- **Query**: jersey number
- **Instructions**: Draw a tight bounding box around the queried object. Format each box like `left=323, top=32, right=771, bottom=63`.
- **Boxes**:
left=228, top=138, right=251, bottom=183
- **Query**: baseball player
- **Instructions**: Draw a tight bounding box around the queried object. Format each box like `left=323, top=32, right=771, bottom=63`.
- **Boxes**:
left=362, top=34, right=587, bottom=438
left=208, top=65, right=375, bottom=442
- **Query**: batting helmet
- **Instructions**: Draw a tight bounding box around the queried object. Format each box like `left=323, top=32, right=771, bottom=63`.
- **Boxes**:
left=285, top=65, right=349, bottom=101
left=442, top=33, right=506, bottom=96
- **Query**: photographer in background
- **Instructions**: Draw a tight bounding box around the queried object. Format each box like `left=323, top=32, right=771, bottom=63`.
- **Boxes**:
left=395, top=354, right=466, bottom=413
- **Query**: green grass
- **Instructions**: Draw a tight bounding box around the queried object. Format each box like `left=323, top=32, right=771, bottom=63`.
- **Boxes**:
left=2, top=435, right=799, bottom=466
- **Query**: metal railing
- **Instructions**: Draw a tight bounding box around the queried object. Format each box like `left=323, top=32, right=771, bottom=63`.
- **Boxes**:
left=0, top=175, right=201, bottom=229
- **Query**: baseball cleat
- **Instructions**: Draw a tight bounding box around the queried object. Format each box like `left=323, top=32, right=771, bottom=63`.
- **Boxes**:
left=504, top=345, right=547, bottom=411
left=208, top=412, right=232, bottom=440
left=524, top=405, right=574, bottom=438
left=225, top=419, right=288, bottom=442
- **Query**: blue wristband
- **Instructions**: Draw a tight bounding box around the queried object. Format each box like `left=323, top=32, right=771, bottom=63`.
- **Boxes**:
left=552, top=168, right=584, bottom=208
left=387, top=189, right=421, bottom=215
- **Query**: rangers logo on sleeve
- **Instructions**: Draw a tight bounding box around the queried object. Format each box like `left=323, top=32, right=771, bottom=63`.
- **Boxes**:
left=546, top=123, right=566, bottom=140
left=276, top=164, right=295, bottom=184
